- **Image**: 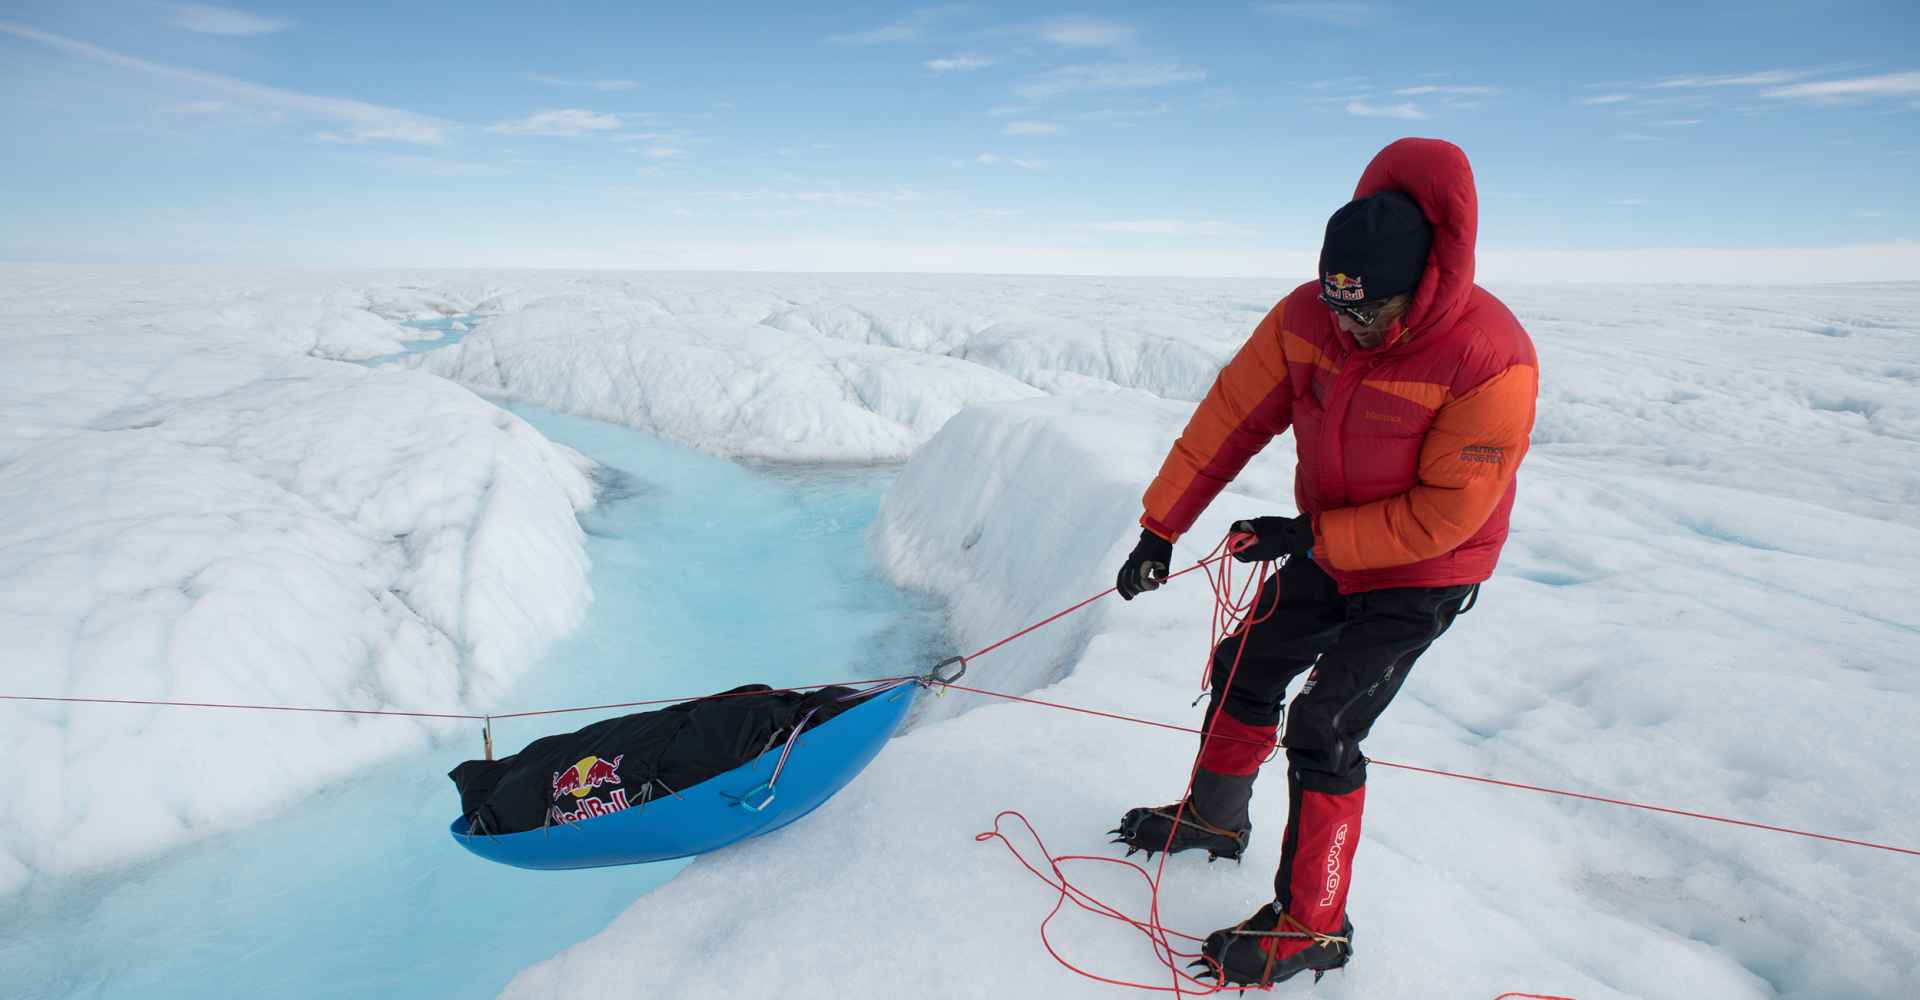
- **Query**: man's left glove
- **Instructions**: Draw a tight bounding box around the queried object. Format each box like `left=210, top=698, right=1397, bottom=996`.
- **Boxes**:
left=1116, top=528, right=1173, bottom=600
left=1229, top=514, right=1314, bottom=563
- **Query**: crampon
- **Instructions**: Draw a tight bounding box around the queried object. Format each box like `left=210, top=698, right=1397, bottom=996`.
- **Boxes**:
left=1108, top=800, right=1250, bottom=863
left=1187, top=902, right=1353, bottom=990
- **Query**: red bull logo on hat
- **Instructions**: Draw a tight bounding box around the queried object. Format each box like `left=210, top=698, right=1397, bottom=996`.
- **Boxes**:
left=551, top=754, right=625, bottom=801
left=1324, top=272, right=1367, bottom=302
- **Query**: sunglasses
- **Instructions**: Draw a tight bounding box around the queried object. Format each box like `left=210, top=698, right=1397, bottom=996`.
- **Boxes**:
left=1319, top=292, right=1388, bottom=327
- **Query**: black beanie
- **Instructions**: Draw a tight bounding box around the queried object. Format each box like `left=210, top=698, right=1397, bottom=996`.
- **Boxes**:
left=1319, top=191, right=1432, bottom=303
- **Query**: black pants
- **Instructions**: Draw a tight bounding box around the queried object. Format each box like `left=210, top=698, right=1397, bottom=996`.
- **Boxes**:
left=1195, top=554, right=1473, bottom=914
left=1205, top=554, right=1474, bottom=795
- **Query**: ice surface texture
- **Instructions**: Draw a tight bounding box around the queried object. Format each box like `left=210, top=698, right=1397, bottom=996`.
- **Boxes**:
left=483, top=276, right=1920, bottom=999
left=0, top=268, right=594, bottom=893
left=3, top=267, right=1917, bottom=997
left=405, top=272, right=1269, bottom=461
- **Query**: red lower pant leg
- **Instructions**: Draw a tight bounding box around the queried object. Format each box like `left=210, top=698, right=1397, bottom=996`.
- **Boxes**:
left=1278, top=781, right=1365, bottom=943
left=1196, top=711, right=1277, bottom=777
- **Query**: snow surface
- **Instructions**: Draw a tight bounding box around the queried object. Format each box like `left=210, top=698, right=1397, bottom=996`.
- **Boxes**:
left=0, top=402, right=947, bottom=1000
left=0, top=267, right=595, bottom=893
left=401, top=272, right=1273, bottom=461
left=4, top=266, right=1917, bottom=997
left=463, top=276, right=1917, bottom=999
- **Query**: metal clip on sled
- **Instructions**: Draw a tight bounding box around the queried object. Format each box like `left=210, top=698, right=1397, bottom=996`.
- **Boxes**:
left=923, top=655, right=966, bottom=689
left=735, top=783, right=779, bottom=813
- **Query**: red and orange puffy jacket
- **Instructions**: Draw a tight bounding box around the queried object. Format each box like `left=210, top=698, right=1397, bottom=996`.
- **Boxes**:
left=1140, top=138, right=1538, bottom=594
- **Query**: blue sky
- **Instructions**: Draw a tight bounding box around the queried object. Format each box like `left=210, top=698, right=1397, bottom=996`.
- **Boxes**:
left=1, top=2, right=1916, bottom=275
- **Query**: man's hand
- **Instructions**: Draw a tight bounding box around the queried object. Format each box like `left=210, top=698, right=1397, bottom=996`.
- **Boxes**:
left=1230, top=514, right=1314, bottom=563
left=1116, top=528, right=1173, bottom=600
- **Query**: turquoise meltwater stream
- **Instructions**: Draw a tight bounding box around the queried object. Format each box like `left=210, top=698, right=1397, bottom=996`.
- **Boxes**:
left=0, top=321, right=949, bottom=999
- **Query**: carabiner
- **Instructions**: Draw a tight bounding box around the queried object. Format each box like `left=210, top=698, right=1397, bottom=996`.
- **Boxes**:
left=923, top=655, right=967, bottom=688
left=735, top=782, right=778, bottom=813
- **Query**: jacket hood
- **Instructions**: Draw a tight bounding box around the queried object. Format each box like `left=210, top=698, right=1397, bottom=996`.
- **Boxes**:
left=1352, top=138, right=1478, bottom=336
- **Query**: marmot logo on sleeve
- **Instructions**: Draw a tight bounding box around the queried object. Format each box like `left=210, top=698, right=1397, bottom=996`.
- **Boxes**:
left=1460, top=444, right=1504, bottom=465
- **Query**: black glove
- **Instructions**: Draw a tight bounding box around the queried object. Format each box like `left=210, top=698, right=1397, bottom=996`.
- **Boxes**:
left=1116, top=528, right=1173, bottom=600
left=1229, top=514, right=1314, bottom=563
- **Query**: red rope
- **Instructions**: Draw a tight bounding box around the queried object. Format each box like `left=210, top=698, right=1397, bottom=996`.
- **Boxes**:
left=957, top=549, right=1231, bottom=665
left=975, top=810, right=1218, bottom=993
left=975, top=535, right=1278, bottom=997
left=928, top=681, right=1919, bottom=858
left=5, top=541, right=1915, bottom=868
left=0, top=693, right=483, bottom=720
left=9, top=532, right=1912, bottom=999
left=0, top=677, right=914, bottom=725
left=488, top=676, right=913, bottom=721
left=1363, top=758, right=1920, bottom=858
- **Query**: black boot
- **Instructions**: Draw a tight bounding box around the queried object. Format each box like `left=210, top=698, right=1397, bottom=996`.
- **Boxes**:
left=1109, top=770, right=1253, bottom=862
left=1190, top=901, right=1354, bottom=988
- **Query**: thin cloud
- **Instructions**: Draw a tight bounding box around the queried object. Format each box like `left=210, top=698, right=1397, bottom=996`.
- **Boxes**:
left=1580, top=94, right=1633, bottom=105
left=1004, top=120, right=1061, bottom=136
left=927, top=55, right=992, bottom=73
left=1197, top=87, right=1237, bottom=110
left=1762, top=71, right=1920, bottom=100
left=971, top=153, right=1044, bottom=169
left=827, top=6, right=967, bottom=45
left=620, top=129, right=707, bottom=162
left=1394, top=84, right=1498, bottom=96
left=166, top=3, right=290, bottom=36
left=1658, top=118, right=1703, bottom=126
left=1255, top=3, right=1388, bottom=28
left=1309, top=75, right=1372, bottom=92
left=1655, top=70, right=1811, bottom=89
left=1076, top=102, right=1173, bottom=123
left=1092, top=218, right=1249, bottom=237
left=1015, top=63, right=1205, bottom=100
left=800, top=190, right=920, bottom=207
left=1345, top=99, right=1427, bottom=120
left=523, top=72, right=639, bottom=92
left=727, top=188, right=921, bottom=210
left=489, top=109, right=624, bottom=137
left=1633, top=93, right=1715, bottom=109
left=1023, top=16, right=1136, bottom=47
left=165, top=99, right=230, bottom=115
left=0, top=23, right=446, bottom=144
left=336, top=152, right=512, bottom=178
left=147, top=97, right=289, bottom=132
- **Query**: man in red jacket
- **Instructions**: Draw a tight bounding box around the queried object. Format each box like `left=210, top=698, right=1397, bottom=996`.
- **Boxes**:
left=1109, top=137, right=1538, bottom=987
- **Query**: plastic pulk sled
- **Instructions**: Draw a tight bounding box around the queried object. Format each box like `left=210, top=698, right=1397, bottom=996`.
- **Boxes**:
left=447, top=659, right=964, bottom=870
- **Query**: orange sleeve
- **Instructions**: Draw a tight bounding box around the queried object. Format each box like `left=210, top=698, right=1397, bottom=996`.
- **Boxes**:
left=1140, top=304, right=1293, bottom=542
left=1315, top=363, right=1538, bottom=570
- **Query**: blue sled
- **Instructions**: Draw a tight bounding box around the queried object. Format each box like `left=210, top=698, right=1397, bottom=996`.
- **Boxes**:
left=449, top=682, right=916, bottom=870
